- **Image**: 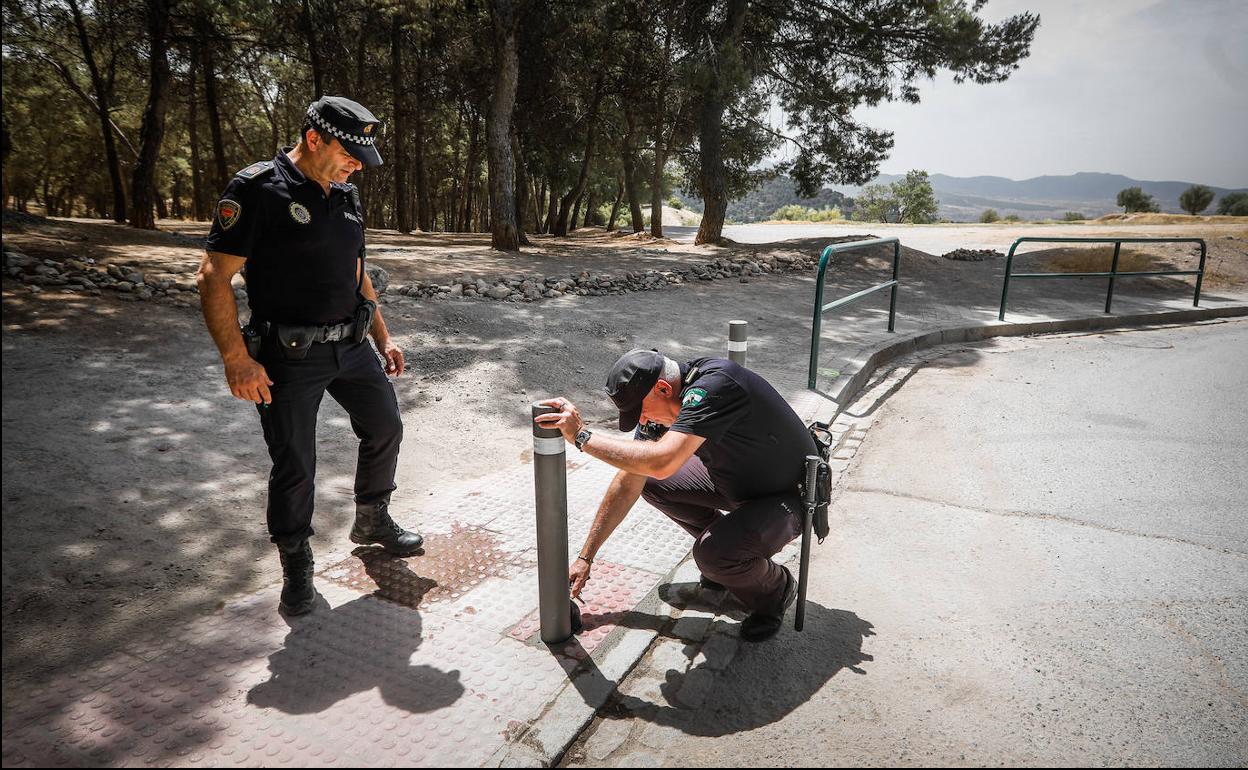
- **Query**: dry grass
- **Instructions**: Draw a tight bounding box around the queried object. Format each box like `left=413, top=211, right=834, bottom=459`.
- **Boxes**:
left=1095, top=212, right=1248, bottom=225
left=1040, top=246, right=1167, bottom=273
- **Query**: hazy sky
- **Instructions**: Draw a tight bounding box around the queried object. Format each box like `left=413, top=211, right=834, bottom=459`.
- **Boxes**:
left=773, top=0, right=1248, bottom=187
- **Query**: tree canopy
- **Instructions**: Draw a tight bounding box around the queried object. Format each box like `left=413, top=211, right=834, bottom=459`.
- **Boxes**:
left=2, top=0, right=1038, bottom=249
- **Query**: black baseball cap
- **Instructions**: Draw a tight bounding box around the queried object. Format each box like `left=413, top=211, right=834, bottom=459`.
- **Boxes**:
left=306, top=96, right=383, bottom=167
left=605, top=349, right=664, bottom=431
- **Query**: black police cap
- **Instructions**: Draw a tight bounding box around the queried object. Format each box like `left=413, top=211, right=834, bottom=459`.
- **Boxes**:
left=605, top=349, right=665, bottom=432
left=306, top=96, right=383, bottom=168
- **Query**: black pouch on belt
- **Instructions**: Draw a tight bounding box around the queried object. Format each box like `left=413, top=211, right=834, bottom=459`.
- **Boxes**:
left=352, top=300, right=377, bottom=344
left=241, top=323, right=263, bottom=361
left=275, top=325, right=317, bottom=360
left=813, top=461, right=832, bottom=541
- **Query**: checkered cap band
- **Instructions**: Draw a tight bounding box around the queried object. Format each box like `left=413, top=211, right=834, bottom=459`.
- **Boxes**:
left=307, top=108, right=377, bottom=146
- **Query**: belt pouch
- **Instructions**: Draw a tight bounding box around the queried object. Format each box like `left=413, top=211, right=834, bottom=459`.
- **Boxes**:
left=275, top=325, right=317, bottom=360
left=241, top=324, right=263, bottom=361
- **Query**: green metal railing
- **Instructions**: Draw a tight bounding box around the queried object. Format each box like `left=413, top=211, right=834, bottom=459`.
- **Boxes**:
left=808, top=238, right=901, bottom=389
left=999, top=237, right=1207, bottom=321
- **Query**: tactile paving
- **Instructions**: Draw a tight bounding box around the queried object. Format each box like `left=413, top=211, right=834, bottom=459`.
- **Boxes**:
left=507, top=561, right=660, bottom=660
left=319, top=525, right=534, bottom=610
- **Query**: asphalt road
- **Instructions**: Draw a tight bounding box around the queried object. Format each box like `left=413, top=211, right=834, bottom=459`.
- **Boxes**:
left=587, top=319, right=1248, bottom=766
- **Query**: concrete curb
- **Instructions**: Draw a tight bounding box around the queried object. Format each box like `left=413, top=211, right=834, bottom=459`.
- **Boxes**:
left=508, top=302, right=1248, bottom=767
left=820, top=304, right=1248, bottom=419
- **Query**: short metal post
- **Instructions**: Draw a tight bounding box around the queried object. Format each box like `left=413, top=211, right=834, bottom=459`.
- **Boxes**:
left=532, top=403, right=572, bottom=644
left=728, top=320, right=748, bottom=366
left=1105, top=241, right=1122, bottom=314
left=887, top=242, right=900, bottom=332
left=1194, top=240, right=1207, bottom=306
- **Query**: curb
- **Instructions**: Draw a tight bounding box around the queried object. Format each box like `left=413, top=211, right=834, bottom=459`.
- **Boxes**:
left=820, top=304, right=1248, bottom=419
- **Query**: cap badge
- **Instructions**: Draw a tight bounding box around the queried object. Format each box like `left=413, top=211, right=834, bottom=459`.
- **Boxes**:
left=289, top=202, right=312, bottom=225
left=363, top=124, right=374, bottom=135
left=217, top=199, right=241, bottom=230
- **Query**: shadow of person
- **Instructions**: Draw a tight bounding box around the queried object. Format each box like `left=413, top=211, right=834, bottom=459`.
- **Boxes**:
left=247, top=552, right=463, bottom=715
left=563, top=594, right=874, bottom=738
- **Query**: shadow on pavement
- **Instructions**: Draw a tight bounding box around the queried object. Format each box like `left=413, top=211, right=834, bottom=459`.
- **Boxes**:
left=563, top=594, right=874, bottom=738
left=247, top=554, right=463, bottom=715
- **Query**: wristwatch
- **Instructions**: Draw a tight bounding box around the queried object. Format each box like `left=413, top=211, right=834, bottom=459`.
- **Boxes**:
left=574, top=428, right=593, bottom=451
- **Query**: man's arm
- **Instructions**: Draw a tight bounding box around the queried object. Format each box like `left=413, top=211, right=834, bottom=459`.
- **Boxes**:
left=197, top=251, right=273, bottom=404
left=359, top=269, right=404, bottom=376
left=569, top=470, right=647, bottom=598
left=534, top=397, right=705, bottom=478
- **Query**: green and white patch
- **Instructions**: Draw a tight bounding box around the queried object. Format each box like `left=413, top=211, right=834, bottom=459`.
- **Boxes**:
left=681, top=387, right=708, bottom=408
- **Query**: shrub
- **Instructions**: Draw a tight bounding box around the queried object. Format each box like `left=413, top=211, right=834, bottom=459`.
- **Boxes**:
left=1003, top=214, right=1022, bottom=222
left=1117, top=186, right=1160, bottom=213
left=1179, top=185, right=1215, bottom=216
left=1216, top=191, right=1248, bottom=216
left=979, top=209, right=999, bottom=223
left=1063, top=211, right=1085, bottom=221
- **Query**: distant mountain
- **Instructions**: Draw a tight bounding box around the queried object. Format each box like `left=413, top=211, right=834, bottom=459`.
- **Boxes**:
left=834, top=172, right=1248, bottom=221
left=678, top=172, right=1247, bottom=223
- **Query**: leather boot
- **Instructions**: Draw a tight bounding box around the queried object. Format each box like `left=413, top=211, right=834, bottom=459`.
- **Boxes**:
left=350, top=500, right=424, bottom=555
left=277, top=539, right=316, bottom=616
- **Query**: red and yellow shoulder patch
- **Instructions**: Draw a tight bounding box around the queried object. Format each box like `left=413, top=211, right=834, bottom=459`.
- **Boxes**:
left=217, top=199, right=242, bottom=230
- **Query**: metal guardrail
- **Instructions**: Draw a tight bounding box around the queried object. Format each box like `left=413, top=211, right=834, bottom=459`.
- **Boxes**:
left=999, top=237, right=1207, bottom=321
left=808, top=238, right=901, bottom=389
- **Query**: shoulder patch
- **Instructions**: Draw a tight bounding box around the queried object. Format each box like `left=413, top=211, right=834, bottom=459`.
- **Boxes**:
left=217, top=199, right=242, bottom=230
left=234, top=161, right=274, bottom=180
left=681, top=387, right=708, bottom=408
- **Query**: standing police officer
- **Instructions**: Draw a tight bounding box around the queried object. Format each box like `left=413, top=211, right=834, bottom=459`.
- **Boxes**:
left=537, top=350, right=817, bottom=642
left=197, top=96, right=422, bottom=616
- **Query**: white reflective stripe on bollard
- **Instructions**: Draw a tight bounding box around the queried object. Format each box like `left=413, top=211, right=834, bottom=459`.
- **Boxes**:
left=727, top=341, right=748, bottom=352
left=533, top=436, right=566, bottom=455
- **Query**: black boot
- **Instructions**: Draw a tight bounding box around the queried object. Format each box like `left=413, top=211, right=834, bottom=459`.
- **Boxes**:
left=277, top=539, right=317, bottom=616
left=350, top=500, right=424, bottom=555
left=739, top=566, right=797, bottom=643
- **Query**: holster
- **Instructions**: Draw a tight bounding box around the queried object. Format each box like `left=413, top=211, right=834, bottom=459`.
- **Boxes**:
left=804, top=421, right=835, bottom=543
left=352, top=300, right=377, bottom=344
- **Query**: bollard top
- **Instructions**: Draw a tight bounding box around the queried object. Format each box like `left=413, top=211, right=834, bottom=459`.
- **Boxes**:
left=531, top=402, right=563, bottom=439
left=729, top=320, right=748, bottom=341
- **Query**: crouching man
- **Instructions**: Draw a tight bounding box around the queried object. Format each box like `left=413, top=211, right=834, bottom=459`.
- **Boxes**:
left=535, top=349, right=816, bottom=642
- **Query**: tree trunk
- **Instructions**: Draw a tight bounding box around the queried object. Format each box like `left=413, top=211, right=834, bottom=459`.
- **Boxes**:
left=533, top=178, right=545, bottom=233
left=413, top=56, right=432, bottom=231
left=68, top=0, right=126, bottom=222
left=486, top=0, right=520, bottom=250
left=544, top=176, right=558, bottom=233
left=187, top=50, right=205, bottom=220
left=462, top=112, right=480, bottom=232
left=650, top=23, right=673, bottom=237
left=553, top=77, right=604, bottom=236
left=511, top=129, right=531, bottom=246
left=128, top=0, right=170, bottom=228
left=621, top=107, right=645, bottom=232
left=300, top=0, right=324, bottom=98
left=607, top=175, right=624, bottom=231
left=582, top=189, right=596, bottom=228
left=694, top=0, right=748, bottom=246
left=390, top=14, right=411, bottom=233
left=198, top=12, right=228, bottom=195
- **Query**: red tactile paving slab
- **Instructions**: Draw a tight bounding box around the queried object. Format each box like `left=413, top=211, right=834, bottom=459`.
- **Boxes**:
left=319, top=525, right=534, bottom=611
left=507, top=561, right=660, bottom=660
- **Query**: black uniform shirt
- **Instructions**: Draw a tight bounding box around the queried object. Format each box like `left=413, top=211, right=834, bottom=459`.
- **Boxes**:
left=205, top=149, right=363, bottom=325
left=665, top=358, right=817, bottom=505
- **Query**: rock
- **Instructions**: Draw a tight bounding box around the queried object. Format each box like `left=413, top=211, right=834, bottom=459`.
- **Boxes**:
left=943, top=248, right=1003, bottom=261
left=34, top=264, right=60, bottom=276
left=449, top=284, right=463, bottom=297
left=122, top=269, right=145, bottom=284
left=135, top=286, right=154, bottom=300
left=488, top=285, right=512, bottom=299
left=116, top=281, right=135, bottom=292
left=365, top=264, right=389, bottom=293
left=4, top=251, right=34, bottom=269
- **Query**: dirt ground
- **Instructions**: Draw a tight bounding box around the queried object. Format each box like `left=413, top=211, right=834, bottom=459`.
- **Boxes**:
left=3, top=215, right=1246, bottom=697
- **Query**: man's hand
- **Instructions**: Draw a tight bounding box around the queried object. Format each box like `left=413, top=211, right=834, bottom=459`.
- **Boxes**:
left=569, top=557, right=592, bottom=600
left=225, top=354, right=274, bottom=405
left=377, top=336, right=405, bottom=376
left=534, top=397, right=584, bottom=443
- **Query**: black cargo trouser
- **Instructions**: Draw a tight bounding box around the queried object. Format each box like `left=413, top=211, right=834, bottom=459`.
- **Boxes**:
left=641, top=455, right=801, bottom=614
left=256, top=338, right=402, bottom=548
